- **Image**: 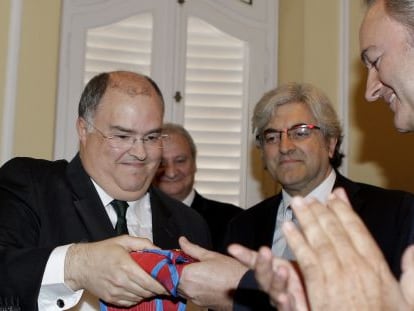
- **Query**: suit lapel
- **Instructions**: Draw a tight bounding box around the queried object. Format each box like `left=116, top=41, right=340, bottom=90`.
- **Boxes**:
left=256, top=195, right=281, bottom=248
left=333, top=172, right=363, bottom=213
left=149, top=187, right=177, bottom=248
left=66, top=154, right=115, bottom=241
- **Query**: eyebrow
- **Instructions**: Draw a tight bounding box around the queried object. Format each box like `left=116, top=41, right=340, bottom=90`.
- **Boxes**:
left=263, top=128, right=280, bottom=135
left=360, top=48, right=369, bottom=64
left=109, top=125, right=163, bottom=135
left=263, top=123, right=307, bottom=134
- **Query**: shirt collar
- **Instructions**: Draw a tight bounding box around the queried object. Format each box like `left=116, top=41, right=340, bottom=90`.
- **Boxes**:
left=282, top=169, right=337, bottom=208
left=90, top=178, right=145, bottom=207
left=182, top=189, right=196, bottom=206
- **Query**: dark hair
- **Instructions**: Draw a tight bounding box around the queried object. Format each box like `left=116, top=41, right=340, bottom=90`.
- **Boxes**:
left=78, top=71, right=164, bottom=123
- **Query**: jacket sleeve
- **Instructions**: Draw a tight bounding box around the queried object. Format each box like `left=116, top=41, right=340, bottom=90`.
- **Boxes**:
left=233, top=270, right=276, bottom=311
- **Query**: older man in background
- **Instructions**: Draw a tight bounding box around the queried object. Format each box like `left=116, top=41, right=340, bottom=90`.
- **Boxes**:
left=153, top=123, right=241, bottom=251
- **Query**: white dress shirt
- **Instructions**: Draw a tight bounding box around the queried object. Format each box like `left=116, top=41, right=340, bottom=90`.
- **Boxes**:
left=271, top=169, right=337, bottom=258
left=182, top=189, right=196, bottom=207
left=38, top=179, right=153, bottom=310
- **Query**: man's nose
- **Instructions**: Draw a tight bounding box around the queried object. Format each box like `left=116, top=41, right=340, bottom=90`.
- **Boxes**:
left=128, top=139, right=147, bottom=160
left=278, top=132, right=295, bottom=153
left=365, top=69, right=382, bottom=102
left=164, top=162, right=177, bottom=178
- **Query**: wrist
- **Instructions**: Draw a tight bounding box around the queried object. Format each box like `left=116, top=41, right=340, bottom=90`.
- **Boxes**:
left=64, top=243, right=87, bottom=291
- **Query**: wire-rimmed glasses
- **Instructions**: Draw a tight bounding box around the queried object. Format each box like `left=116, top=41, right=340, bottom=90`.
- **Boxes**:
left=87, top=122, right=168, bottom=151
left=256, top=123, right=321, bottom=146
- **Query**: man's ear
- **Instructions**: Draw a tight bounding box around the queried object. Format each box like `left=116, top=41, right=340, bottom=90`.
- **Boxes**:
left=328, top=137, right=338, bottom=158
left=77, top=118, right=88, bottom=143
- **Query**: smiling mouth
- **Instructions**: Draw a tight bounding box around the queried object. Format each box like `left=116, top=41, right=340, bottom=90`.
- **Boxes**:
left=384, top=93, right=396, bottom=105
left=279, top=159, right=300, bottom=165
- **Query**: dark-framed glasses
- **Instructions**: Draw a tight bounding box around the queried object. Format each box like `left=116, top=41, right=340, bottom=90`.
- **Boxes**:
left=87, top=122, right=168, bottom=151
left=256, top=124, right=321, bottom=146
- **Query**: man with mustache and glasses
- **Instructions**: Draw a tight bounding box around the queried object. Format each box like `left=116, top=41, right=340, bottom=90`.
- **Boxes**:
left=0, top=71, right=211, bottom=310
left=223, top=81, right=414, bottom=310
left=176, top=82, right=414, bottom=311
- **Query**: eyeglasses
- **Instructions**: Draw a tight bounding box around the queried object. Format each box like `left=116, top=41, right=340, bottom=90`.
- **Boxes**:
left=256, top=124, right=321, bottom=146
left=87, top=122, right=168, bottom=151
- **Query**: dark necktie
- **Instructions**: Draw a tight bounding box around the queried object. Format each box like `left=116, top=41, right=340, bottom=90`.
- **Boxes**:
left=111, top=200, right=129, bottom=235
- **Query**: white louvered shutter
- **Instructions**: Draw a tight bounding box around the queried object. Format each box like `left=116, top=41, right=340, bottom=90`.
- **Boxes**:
left=183, top=17, right=246, bottom=205
left=56, top=0, right=277, bottom=207
left=84, top=13, right=153, bottom=83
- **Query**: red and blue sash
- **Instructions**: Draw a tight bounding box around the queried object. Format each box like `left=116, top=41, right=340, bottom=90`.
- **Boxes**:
left=100, top=249, right=195, bottom=311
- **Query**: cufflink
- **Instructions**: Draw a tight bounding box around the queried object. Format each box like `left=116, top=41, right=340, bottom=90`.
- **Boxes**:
left=56, top=298, right=65, bottom=308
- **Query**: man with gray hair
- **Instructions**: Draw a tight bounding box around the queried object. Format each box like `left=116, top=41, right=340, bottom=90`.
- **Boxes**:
left=225, top=82, right=412, bottom=274
left=153, top=122, right=241, bottom=251
left=177, top=82, right=414, bottom=311
left=221, top=82, right=414, bottom=310
left=229, top=0, right=414, bottom=308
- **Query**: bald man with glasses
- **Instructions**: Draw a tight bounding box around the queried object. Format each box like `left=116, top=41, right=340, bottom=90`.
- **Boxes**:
left=0, top=71, right=211, bottom=310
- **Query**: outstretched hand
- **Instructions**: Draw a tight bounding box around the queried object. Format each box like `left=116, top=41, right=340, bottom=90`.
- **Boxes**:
left=178, top=236, right=248, bottom=311
left=285, top=188, right=408, bottom=310
left=228, top=187, right=414, bottom=311
left=228, top=244, right=308, bottom=311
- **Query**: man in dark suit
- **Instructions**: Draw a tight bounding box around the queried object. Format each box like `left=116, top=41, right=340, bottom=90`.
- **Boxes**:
left=228, top=2, right=414, bottom=309
left=153, top=123, right=242, bottom=251
left=224, top=82, right=414, bottom=310
left=177, top=82, right=414, bottom=311
left=0, top=71, right=211, bottom=310
left=225, top=173, right=414, bottom=279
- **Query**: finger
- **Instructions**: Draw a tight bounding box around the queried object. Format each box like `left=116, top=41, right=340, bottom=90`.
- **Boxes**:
left=282, top=210, right=326, bottom=306
left=117, top=236, right=159, bottom=252
left=130, top=273, right=168, bottom=296
left=304, top=196, right=362, bottom=269
left=111, top=299, right=139, bottom=308
left=126, top=256, right=169, bottom=296
left=227, top=244, right=258, bottom=268
left=400, top=245, right=414, bottom=306
left=179, top=236, right=211, bottom=260
left=99, top=276, right=158, bottom=306
left=282, top=219, right=319, bottom=279
left=254, top=247, right=275, bottom=291
left=401, top=244, right=414, bottom=273
left=289, top=197, right=340, bottom=270
left=270, top=266, right=306, bottom=311
left=274, top=291, right=295, bottom=311
left=331, top=187, right=350, bottom=204
left=326, top=193, right=385, bottom=261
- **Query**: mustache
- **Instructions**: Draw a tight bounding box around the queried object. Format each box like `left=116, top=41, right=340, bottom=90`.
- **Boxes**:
left=277, top=155, right=303, bottom=164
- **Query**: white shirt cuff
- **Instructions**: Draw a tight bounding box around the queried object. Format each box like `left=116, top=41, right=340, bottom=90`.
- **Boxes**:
left=38, top=244, right=83, bottom=310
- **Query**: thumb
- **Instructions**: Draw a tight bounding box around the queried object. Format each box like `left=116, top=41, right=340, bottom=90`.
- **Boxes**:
left=332, top=187, right=351, bottom=204
left=179, top=236, right=210, bottom=261
left=227, top=244, right=257, bottom=269
left=118, top=235, right=158, bottom=252
left=402, top=244, right=414, bottom=272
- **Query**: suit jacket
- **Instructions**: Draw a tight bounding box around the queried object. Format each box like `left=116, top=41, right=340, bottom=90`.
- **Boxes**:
left=190, top=191, right=242, bottom=251
left=0, top=155, right=211, bottom=310
left=228, top=172, right=414, bottom=311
